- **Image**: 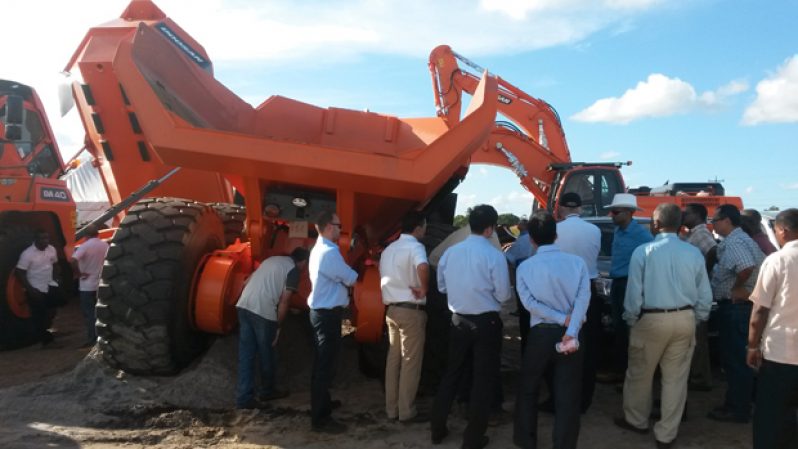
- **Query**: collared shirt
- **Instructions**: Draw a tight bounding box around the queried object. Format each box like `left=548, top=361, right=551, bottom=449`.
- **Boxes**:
left=72, top=237, right=109, bottom=292
left=307, top=237, right=358, bottom=309
left=429, top=226, right=501, bottom=268
left=516, top=245, right=590, bottom=337
left=750, top=240, right=798, bottom=365
left=685, top=224, right=717, bottom=256
left=711, top=228, right=765, bottom=299
left=505, top=231, right=535, bottom=267
left=237, top=256, right=299, bottom=321
left=437, top=235, right=511, bottom=315
left=16, top=244, right=58, bottom=293
left=379, top=234, right=428, bottom=304
left=610, top=219, right=653, bottom=278
left=623, top=233, right=713, bottom=327
left=556, top=214, right=601, bottom=279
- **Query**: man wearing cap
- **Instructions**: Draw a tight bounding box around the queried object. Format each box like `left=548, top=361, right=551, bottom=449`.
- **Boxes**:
left=605, top=193, right=653, bottom=381
left=555, top=192, right=602, bottom=412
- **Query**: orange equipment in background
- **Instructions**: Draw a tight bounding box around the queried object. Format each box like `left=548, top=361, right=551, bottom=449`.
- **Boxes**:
left=0, top=80, right=77, bottom=349
left=64, top=0, right=497, bottom=374
left=428, top=45, right=742, bottom=218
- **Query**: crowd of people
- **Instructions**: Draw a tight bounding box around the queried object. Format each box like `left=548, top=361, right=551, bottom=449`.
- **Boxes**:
left=9, top=185, right=794, bottom=449
left=224, top=195, right=797, bottom=449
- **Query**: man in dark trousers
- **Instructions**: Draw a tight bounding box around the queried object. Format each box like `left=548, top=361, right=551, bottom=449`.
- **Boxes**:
left=430, top=204, right=511, bottom=449
left=307, top=211, right=358, bottom=433
left=513, top=210, right=590, bottom=449
left=15, top=229, right=62, bottom=346
left=602, top=193, right=653, bottom=382
left=747, top=208, right=798, bottom=448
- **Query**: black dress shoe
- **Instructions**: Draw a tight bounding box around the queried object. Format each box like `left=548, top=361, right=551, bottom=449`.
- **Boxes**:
left=330, top=399, right=342, bottom=410
left=613, top=416, right=649, bottom=434
left=463, top=435, right=489, bottom=449
left=312, top=418, right=347, bottom=434
left=431, top=428, right=448, bottom=445
left=656, top=439, right=675, bottom=449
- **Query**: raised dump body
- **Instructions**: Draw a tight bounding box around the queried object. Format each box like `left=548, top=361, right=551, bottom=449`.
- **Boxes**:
left=65, top=0, right=497, bottom=373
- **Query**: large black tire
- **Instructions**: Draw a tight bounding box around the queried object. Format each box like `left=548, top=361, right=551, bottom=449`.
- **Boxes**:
left=211, top=203, right=247, bottom=246
left=0, top=227, right=38, bottom=350
left=96, top=198, right=224, bottom=374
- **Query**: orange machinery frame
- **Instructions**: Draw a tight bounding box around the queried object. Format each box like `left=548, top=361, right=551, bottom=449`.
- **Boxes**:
left=428, top=45, right=743, bottom=218
left=1, top=81, right=77, bottom=319
left=66, top=0, right=498, bottom=343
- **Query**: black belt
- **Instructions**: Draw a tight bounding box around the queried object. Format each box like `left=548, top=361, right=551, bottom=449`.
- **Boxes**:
left=716, top=298, right=751, bottom=306
left=534, top=323, right=565, bottom=329
left=641, top=305, right=693, bottom=314
left=390, top=302, right=426, bottom=311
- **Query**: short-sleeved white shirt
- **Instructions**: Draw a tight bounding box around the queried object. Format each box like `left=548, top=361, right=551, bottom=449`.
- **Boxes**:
left=750, top=240, right=798, bottom=366
left=236, top=256, right=297, bottom=321
left=556, top=215, right=601, bottom=279
left=16, top=244, right=58, bottom=293
left=73, top=237, right=109, bottom=292
left=380, top=234, right=428, bottom=304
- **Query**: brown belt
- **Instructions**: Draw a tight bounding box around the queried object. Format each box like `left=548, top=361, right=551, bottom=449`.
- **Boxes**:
left=390, top=302, right=426, bottom=311
left=641, top=305, right=693, bottom=314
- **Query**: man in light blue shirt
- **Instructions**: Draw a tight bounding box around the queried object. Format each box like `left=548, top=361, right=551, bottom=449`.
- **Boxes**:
left=615, top=203, right=711, bottom=448
left=307, top=211, right=358, bottom=434
left=606, top=193, right=653, bottom=381
left=513, top=210, right=590, bottom=449
left=431, top=205, right=511, bottom=449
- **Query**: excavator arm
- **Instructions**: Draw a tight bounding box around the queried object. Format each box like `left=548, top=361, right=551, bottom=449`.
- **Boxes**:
left=429, top=45, right=577, bottom=209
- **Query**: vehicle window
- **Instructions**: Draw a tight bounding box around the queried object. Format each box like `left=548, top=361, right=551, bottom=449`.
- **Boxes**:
left=599, top=173, right=623, bottom=211
left=562, top=172, right=597, bottom=216
left=27, top=145, right=60, bottom=177
left=1, top=105, right=45, bottom=160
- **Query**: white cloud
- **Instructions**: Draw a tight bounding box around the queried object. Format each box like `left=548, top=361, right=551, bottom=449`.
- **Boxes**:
left=571, top=74, right=748, bottom=124
left=0, top=0, right=675, bottom=158
left=784, top=183, right=798, bottom=190
left=480, top=0, right=662, bottom=21
left=742, top=55, right=798, bottom=125
left=745, top=186, right=754, bottom=194
left=600, top=151, right=621, bottom=160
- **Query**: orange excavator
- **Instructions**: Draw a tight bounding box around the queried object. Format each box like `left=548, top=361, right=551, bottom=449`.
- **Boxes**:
left=428, top=45, right=743, bottom=217
left=0, top=80, right=76, bottom=349
left=64, top=0, right=497, bottom=374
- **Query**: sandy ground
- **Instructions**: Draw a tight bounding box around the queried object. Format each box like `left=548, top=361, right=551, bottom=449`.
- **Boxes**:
left=0, top=300, right=754, bottom=449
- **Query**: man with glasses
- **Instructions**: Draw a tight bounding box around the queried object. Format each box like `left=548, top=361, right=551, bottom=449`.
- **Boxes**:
left=707, top=204, right=764, bottom=423
left=682, top=203, right=718, bottom=392
left=602, top=193, right=653, bottom=382
left=307, top=211, right=358, bottom=433
left=430, top=204, right=511, bottom=449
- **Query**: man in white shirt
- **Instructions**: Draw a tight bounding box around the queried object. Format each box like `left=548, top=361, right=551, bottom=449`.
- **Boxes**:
left=15, top=229, right=61, bottom=346
left=554, top=192, right=602, bottom=413
left=71, top=225, right=109, bottom=347
left=380, top=211, right=429, bottom=423
left=307, top=211, right=358, bottom=433
left=235, top=247, right=308, bottom=410
left=431, top=204, right=511, bottom=449
left=747, top=208, right=798, bottom=449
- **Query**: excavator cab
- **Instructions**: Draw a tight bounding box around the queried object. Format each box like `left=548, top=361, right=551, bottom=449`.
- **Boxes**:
left=550, top=164, right=626, bottom=217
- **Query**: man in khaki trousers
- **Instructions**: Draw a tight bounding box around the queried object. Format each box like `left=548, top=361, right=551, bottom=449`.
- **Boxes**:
left=380, top=211, right=430, bottom=422
left=614, top=203, right=713, bottom=449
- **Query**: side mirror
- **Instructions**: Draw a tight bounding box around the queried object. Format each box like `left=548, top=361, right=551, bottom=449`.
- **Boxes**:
left=4, top=94, right=24, bottom=141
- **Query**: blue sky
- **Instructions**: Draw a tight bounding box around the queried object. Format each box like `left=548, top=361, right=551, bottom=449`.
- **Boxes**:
left=3, top=0, right=796, bottom=217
